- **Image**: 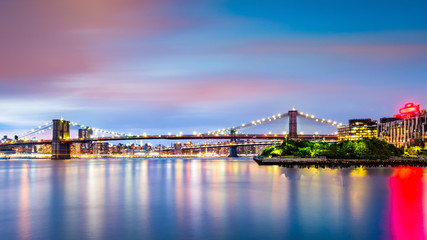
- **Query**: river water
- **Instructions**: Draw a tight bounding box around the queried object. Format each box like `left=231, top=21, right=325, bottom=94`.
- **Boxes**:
left=0, top=158, right=425, bottom=240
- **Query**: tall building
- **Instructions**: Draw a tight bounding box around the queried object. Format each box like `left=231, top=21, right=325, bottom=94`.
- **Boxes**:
left=92, top=142, right=109, bottom=155
left=174, top=142, right=182, bottom=155
left=78, top=129, right=93, bottom=139
left=78, top=129, right=93, bottom=153
left=378, top=103, right=427, bottom=147
left=338, top=119, right=378, bottom=141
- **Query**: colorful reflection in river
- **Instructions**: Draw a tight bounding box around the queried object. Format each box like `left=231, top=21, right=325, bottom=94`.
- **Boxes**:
left=1, top=159, right=427, bottom=239
left=390, top=167, right=424, bottom=240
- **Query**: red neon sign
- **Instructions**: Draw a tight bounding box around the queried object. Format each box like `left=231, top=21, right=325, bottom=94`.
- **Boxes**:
left=397, top=103, right=420, bottom=119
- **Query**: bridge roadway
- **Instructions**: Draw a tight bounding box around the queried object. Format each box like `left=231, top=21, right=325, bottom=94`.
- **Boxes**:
left=167, top=140, right=283, bottom=151
left=0, top=134, right=338, bottom=147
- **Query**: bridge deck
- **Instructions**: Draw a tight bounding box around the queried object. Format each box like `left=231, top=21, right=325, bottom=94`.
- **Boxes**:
left=0, top=134, right=338, bottom=147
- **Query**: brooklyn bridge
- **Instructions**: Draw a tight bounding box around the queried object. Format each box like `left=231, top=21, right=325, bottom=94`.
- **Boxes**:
left=0, top=109, right=341, bottom=159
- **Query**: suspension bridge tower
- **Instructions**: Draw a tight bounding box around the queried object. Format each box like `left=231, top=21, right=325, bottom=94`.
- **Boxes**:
left=228, top=129, right=238, bottom=157
left=52, top=119, right=71, bottom=160
left=288, top=110, right=298, bottom=139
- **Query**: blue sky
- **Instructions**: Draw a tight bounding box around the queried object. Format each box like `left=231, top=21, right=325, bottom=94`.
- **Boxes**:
left=0, top=0, right=426, bottom=136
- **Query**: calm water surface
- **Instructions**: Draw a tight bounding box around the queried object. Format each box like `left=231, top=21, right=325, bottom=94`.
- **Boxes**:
left=0, top=158, right=425, bottom=240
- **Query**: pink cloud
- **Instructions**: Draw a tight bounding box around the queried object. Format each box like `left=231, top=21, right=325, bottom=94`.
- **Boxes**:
left=0, top=0, right=190, bottom=82
left=233, top=37, right=427, bottom=61
left=54, top=76, right=349, bottom=107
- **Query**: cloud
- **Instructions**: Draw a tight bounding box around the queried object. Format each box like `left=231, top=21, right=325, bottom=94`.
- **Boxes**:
left=231, top=34, right=427, bottom=62
left=0, top=98, right=83, bottom=126
left=54, top=76, right=302, bottom=106
left=0, top=0, right=194, bottom=82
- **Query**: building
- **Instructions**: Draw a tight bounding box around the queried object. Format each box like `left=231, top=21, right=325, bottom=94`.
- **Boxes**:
left=92, top=141, right=109, bottom=155
left=338, top=119, right=378, bottom=141
left=1, top=135, right=18, bottom=142
left=78, top=129, right=93, bottom=153
left=378, top=103, right=427, bottom=147
left=173, top=142, right=182, bottom=155
left=0, top=147, right=15, bottom=155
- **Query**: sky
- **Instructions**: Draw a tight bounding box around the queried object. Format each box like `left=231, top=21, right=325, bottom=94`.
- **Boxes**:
left=0, top=0, right=426, bottom=136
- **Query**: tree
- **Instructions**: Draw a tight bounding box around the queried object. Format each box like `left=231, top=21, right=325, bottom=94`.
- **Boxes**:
left=260, top=138, right=403, bottom=159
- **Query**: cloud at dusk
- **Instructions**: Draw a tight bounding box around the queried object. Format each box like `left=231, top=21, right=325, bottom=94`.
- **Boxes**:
left=0, top=0, right=426, bottom=133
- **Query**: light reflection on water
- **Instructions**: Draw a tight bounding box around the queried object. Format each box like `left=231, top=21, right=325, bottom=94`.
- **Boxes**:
left=0, top=158, right=425, bottom=240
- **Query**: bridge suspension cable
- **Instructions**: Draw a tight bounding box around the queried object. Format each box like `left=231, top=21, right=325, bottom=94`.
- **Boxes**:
left=297, top=111, right=343, bottom=127
left=7, top=109, right=344, bottom=142
left=69, top=121, right=130, bottom=137
left=18, top=122, right=53, bottom=140
left=207, top=109, right=343, bottom=135
left=207, top=112, right=290, bottom=135
left=14, top=120, right=133, bottom=140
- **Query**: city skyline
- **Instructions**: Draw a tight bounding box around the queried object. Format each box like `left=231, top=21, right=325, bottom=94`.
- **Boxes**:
left=1, top=0, right=426, bottom=134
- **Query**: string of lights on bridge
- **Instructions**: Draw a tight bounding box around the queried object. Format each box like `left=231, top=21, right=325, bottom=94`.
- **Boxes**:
left=69, top=121, right=130, bottom=137
left=70, top=120, right=206, bottom=138
left=17, top=122, right=53, bottom=140
left=208, top=108, right=343, bottom=135
left=5, top=108, right=344, bottom=143
left=10, top=120, right=128, bottom=142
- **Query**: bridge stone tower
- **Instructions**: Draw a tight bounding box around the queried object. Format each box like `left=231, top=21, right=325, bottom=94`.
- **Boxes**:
left=228, top=129, right=238, bottom=157
left=288, top=110, right=298, bottom=140
left=52, top=119, right=71, bottom=160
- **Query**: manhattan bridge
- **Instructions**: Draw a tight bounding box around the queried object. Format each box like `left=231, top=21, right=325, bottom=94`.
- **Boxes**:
left=0, top=109, right=342, bottom=159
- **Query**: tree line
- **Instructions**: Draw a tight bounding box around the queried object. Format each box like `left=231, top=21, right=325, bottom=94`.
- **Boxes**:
left=260, top=138, right=405, bottom=160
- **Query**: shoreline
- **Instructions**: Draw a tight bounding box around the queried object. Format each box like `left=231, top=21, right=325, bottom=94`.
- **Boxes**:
left=0, top=154, right=256, bottom=160
left=253, top=156, right=427, bottom=168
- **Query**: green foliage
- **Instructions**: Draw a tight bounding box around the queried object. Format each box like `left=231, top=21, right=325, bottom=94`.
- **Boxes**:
left=260, top=147, right=275, bottom=157
left=260, top=138, right=403, bottom=160
left=405, top=146, right=427, bottom=157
